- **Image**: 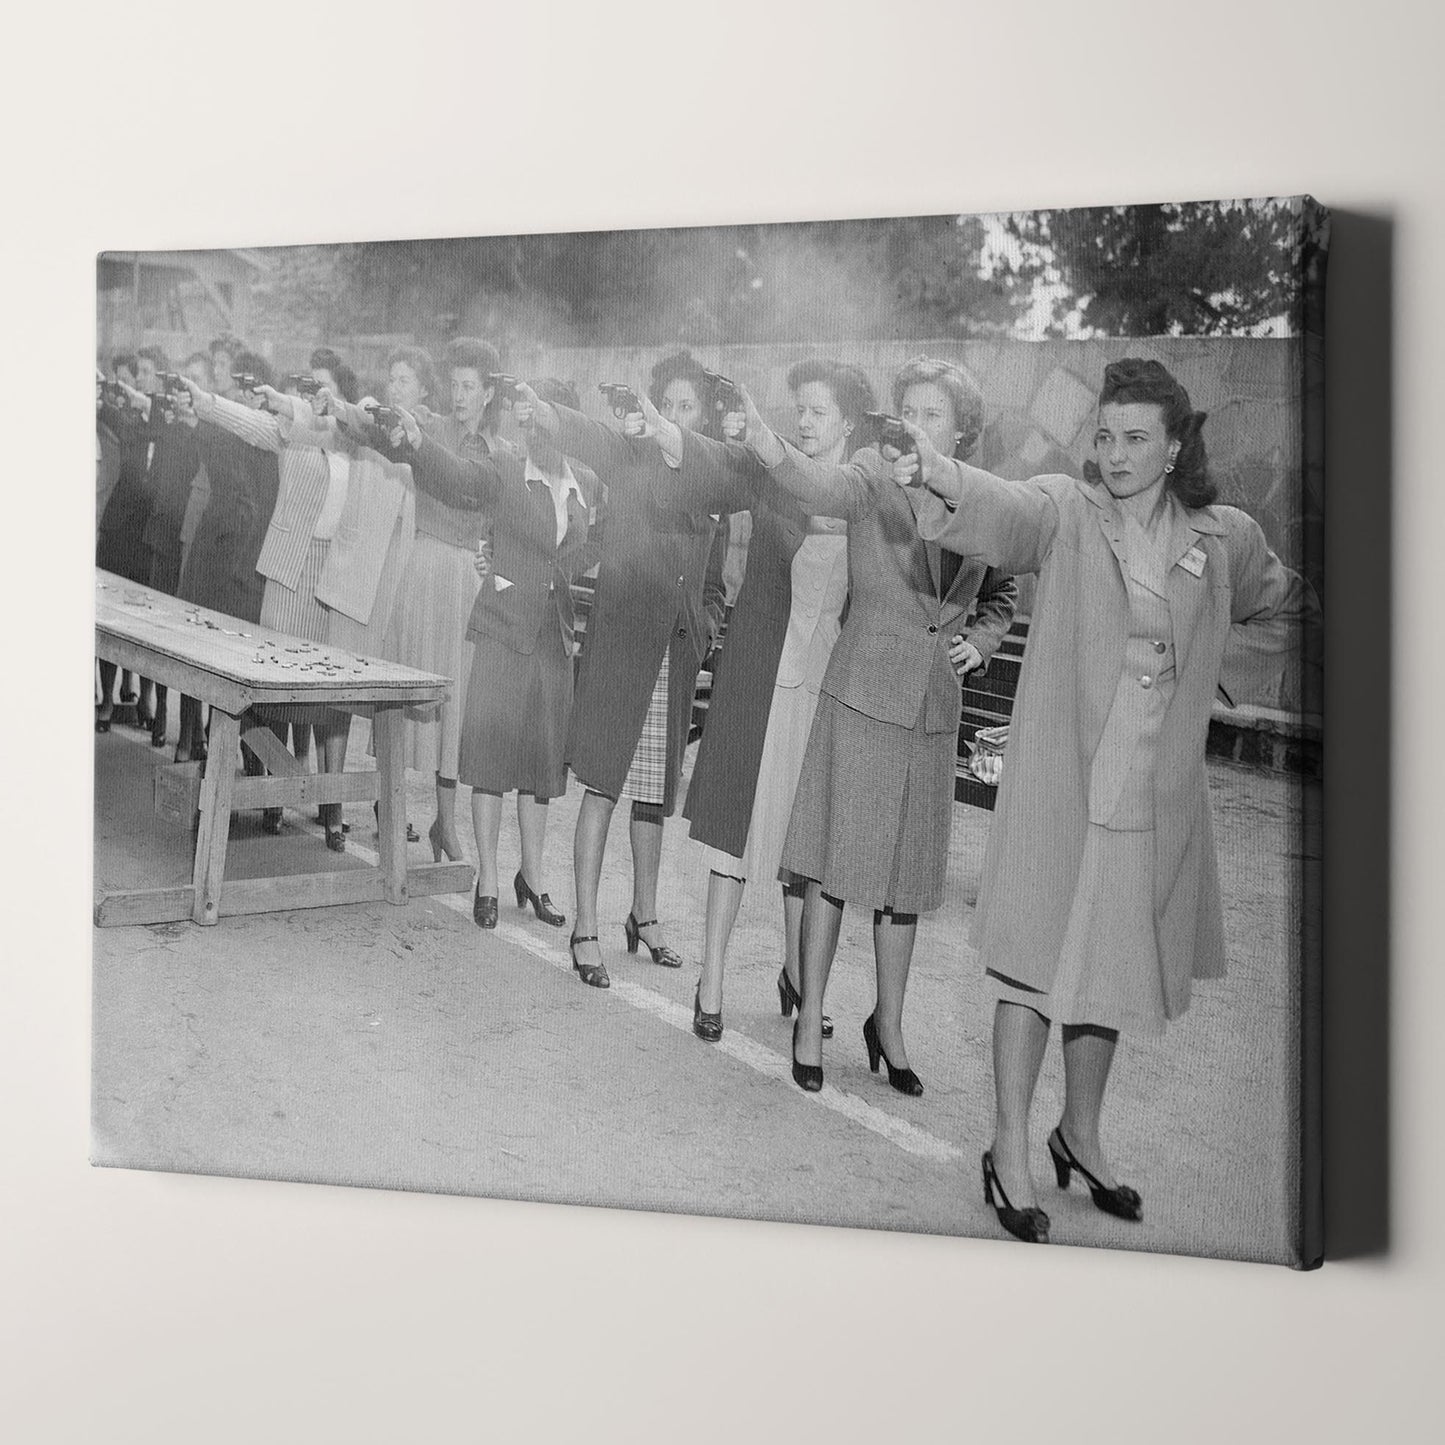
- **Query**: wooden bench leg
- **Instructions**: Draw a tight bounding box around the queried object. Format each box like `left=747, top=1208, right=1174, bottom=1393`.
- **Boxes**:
left=191, top=709, right=241, bottom=925
left=373, top=704, right=408, bottom=906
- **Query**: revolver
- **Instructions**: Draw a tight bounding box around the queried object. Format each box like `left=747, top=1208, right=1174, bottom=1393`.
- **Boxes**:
left=598, top=382, right=643, bottom=419
left=284, top=373, right=323, bottom=398
left=98, top=379, right=130, bottom=410
left=231, top=372, right=265, bottom=394
left=151, top=393, right=179, bottom=424
left=701, top=368, right=744, bottom=438
left=486, top=372, right=523, bottom=407
left=364, top=402, right=403, bottom=432
left=158, top=371, right=190, bottom=396
left=863, top=411, right=919, bottom=468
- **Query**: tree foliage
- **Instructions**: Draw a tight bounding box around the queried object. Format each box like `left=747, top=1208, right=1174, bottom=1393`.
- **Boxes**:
left=1003, top=200, right=1311, bottom=336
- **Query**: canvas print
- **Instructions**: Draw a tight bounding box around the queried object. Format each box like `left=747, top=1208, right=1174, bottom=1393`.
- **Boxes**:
left=92, top=198, right=1326, bottom=1265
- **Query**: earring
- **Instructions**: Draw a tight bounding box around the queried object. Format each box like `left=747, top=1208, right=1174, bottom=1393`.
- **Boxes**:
left=1165, top=463, right=1175, bottom=473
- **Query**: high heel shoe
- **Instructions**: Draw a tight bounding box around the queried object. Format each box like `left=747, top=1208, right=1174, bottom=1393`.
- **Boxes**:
left=569, top=934, right=610, bottom=989
left=261, top=808, right=283, bottom=836
left=692, top=985, right=723, bottom=1043
left=790, top=1021, right=823, bottom=1093
left=372, top=801, right=416, bottom=841
left=862, top=1013, right=923, bottom=1096
left=514, top=871, right=565, bottom=927
left=1047, top=1126, right=1143, bottom=1221
left=428, top=816, right=463, bottom=863
left=325, top=823, right=346, bottom=853
left=624, top=912, right=683, bottom=968
left=982, top=1150, right=1050, bottom=1244
left=472, top=881, right=498, bottom=929
left=776, top=967, right=832, bottom=1038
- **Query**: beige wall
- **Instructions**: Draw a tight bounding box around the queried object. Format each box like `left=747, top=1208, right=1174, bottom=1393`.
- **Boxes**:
left=12, top=0, right=1441, bottom=1441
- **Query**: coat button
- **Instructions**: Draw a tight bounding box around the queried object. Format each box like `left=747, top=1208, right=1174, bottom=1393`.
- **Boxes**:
left=927, top=624, right=938, bottom=634
left=677, top=576, right=685, bottom=586
left=677, top=627, right=687, bottom=638
left=1153, top=640, right=1167, bottom=654
left=1141, top=675, right=1153, bottom=689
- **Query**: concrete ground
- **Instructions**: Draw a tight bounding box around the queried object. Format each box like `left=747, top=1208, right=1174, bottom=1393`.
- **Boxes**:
left=92, top=712, right=1317, bottom=1265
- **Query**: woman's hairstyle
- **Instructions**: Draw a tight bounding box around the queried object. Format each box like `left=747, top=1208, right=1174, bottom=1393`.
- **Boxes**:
left=208, top=334, right=244, bottom=358
left=137, top=345, right=169, bottom=373
left=231, top=351, right=274, bottom=388
left=891, top=356, right=986, bottom=460
left=445, top=337, right=504, bottom=426
left=111, top=352, right=138, bottom=377
left=1084, top=357, right=1216, bottom=508
left=310, top=347, right=359, bottom=404
left=385, top=344, right=438, bottom=405
left=786, top=357, right=878, bottom=456
left=183, top=351, right=215, bottom=383
left=647, top=350, right=718, bottom=436
left=530, top=377, right=580, bottom=411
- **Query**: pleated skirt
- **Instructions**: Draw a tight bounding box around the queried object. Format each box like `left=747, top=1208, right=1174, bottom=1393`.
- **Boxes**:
left=780, top=692, right=955, bottom=915
left=458, top=627, right=571, bottom=800
left=383, top=534, right=481, bottom=777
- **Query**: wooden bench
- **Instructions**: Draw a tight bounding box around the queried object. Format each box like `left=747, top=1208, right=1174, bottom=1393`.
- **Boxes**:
left=94, top=571, right=475, bottom=927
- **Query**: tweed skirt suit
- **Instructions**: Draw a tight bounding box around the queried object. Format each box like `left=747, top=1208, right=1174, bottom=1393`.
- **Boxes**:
left=758, top=441, right=1016, bottom=914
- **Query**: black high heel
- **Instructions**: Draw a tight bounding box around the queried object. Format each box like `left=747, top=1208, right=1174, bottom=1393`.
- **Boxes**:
left=325, top=823, right=346, bottom=853
left=1047, top=1127, right=1143, bottom=1221
left=790, top=1021, right=823, bottom=1093
left=862, top=1013, right=923, bottom=1096
left=692, top=985, right=723, bottom=1043
left=624, top=912, right=683, bottom=968
left=472, top=881, right=498, bottom=929
left=372, top=801, right=416, bottom=841
left=982, top=1151, right=1050, bottom=1244
left=428, top=817, right=463, bottom=863
left=262, top=808, right=283, bottom=836
left=515, top=871, right=565, bottom=927
left=776, top=967, right=833, bottom=1038
left=570, top=934, right=610, bottom=989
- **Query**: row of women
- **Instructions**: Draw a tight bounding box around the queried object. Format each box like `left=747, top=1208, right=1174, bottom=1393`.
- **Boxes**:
left=97, top=339, right=1317, bottom=1246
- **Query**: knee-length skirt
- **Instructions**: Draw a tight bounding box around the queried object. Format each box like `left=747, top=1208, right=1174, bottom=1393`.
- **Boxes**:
left=698, top=679, right=822, bottom=886
left=383, top=534, right=481, bottom=778
left=458, top=626, right=571, bottom=800
left=779, top=692, right=955, bottom=915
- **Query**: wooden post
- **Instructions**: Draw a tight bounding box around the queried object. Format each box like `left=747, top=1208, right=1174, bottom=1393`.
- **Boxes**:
left=373, top=704, right=408, bottom=906
left=191, top=710, right=241, bottom=924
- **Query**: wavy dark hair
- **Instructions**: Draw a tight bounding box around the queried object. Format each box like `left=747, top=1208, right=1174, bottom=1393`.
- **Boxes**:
left=891, top=356, right=985, bottom=460
left=1083, top=357, right=1215, bottom=508
left=385, top=345, right=438, bottom=407
left=786, top=357, right=877, bottom=457
left=646, top=350, right=719, bottom=438
left=310, top=347, right=360, bottom=404
left=444, top=336, right=504, bottom=428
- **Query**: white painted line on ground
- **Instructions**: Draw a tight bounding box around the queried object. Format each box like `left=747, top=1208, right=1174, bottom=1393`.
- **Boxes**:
left=109, top=717, right=963, bottom=1167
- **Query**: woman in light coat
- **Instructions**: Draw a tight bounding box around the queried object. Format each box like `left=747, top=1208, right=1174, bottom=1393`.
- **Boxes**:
left=901, top=357, right=1318, bottom=1244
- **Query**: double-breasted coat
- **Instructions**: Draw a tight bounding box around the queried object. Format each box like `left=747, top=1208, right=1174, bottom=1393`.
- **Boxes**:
left=916, top=467, right=1317, bottom=1012
left=551, top=407, right=732, bottom=813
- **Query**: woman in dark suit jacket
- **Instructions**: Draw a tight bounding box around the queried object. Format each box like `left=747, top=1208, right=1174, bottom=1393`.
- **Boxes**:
left=730, top=366, right=1017, bottom=1096
left=516, top=357, right=734, bottom=989
left=391, top=381, right=600, bottom=930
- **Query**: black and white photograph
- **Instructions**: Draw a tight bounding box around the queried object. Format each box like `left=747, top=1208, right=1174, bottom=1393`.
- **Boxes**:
left=90, top=198, right=1324, bottom=1265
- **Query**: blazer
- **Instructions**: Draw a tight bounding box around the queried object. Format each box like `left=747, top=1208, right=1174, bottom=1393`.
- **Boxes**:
left=764, top=441, right=1014, bottom=735
left=916, top=467, right=1318, bottom=1009
left=407, top=432, right=600, bottom=657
